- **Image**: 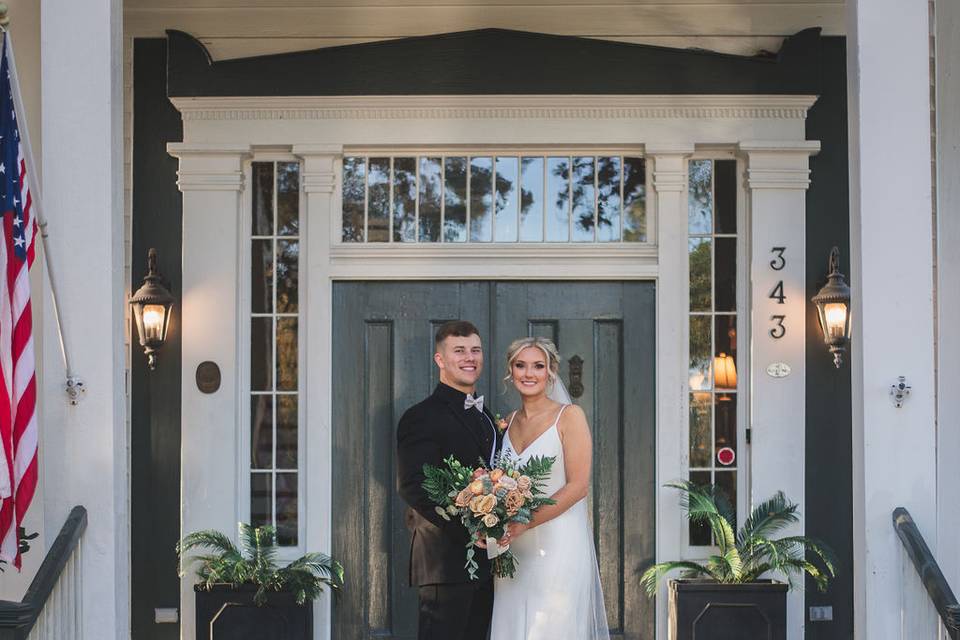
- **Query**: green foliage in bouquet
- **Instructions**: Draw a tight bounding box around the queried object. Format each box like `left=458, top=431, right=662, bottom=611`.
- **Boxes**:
left=640, top=481, right=836, bottom=595
left=177, top=522, right=344, bottom=606
left=423, top=453, right=556, bottom=580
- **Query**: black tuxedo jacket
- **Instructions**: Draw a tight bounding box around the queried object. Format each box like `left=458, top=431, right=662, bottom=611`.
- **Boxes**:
left=397, top=383, right=502, bottom=586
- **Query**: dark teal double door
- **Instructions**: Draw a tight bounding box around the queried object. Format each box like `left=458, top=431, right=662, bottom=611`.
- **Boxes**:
left=332, top=281, right=656, bottom=639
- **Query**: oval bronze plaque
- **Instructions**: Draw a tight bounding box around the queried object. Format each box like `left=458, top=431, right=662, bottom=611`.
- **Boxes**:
left=196, top=361, right=221, bottom=394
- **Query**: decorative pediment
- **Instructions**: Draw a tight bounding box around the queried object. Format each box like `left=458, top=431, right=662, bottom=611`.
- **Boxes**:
left=166, top=27, right=826, bottom=97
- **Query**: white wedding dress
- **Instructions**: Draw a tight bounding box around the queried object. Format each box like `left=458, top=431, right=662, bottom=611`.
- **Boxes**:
left=490, top=404, right=610, bottom=640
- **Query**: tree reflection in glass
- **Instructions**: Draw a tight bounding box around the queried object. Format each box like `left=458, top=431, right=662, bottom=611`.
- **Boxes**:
left=393, top=157, right=417, bottom=242
left=571, top=156, right=596, bottom=242
left=495, top=157, right=519, bottom=242
left=367, top=158, right=390, bottom=242
left=469, top=157, right=493, bottom=242
left=546, top=157, right=570, bottom=242
left=623, top=158, right=646, bottom=242
left=444, top=157, right=468, bottom=242
left=419, top=157, right=442, bottom=242
left=689, top=160, right=712, bottom=234
left=341, top=157, right=365, bottom=242
left=597, top=156, right=621, bottom=242
left=519, top=157, right=544, bottom=242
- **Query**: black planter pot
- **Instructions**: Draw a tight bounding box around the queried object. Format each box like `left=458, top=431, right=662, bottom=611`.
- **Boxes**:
left=668, top=579, right=788, bottom=640
left=195, top=584, right=313, bottom=640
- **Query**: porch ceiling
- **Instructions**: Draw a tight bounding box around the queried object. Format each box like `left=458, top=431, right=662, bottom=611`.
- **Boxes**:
left=123, top=0, right=846, bottom=60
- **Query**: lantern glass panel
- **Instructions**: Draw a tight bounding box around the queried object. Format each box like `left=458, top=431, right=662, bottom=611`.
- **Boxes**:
left=142, top=304, right=166, bottom=342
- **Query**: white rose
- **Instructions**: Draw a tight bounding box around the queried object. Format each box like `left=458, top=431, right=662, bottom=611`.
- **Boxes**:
left=482, top=513, right=499, bottom=528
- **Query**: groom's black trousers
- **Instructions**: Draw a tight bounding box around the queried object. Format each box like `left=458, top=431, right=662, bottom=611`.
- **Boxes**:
left=418, top=579, right=494, bottom=640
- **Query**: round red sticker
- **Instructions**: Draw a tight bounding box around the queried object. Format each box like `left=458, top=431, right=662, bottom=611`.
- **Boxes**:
left=717, top=447, right=736, bottom=466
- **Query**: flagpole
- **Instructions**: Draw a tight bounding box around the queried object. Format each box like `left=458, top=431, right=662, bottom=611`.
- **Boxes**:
left=0, top=12, right=84, bottom=404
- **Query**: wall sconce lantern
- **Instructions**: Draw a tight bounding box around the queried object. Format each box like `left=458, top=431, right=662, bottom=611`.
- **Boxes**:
left=812, top=246, right=852, bottom=368
left=130, top=248, right=174, bottom=370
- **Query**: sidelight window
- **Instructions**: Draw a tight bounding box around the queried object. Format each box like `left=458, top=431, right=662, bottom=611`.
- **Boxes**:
left=341, top=154, right=647, bottom=243
left=249, top=160, right=301, bottom=547
left=687, top=158, right=742, bottom=546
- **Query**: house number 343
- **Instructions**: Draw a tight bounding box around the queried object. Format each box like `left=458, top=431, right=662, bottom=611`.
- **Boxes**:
left=769, top=247, right=786, bottom=339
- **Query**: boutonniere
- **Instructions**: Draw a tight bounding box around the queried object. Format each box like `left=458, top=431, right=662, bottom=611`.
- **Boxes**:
left=495, top=413, right=509, bottom=432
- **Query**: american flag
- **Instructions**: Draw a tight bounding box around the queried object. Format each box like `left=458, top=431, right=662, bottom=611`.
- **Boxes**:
left=0, top=33, right=38, bottom=569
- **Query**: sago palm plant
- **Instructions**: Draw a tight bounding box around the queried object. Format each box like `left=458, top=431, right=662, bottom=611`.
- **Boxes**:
left=177, top=522, right=344, bottom=606
left=641, top=481, right=836, bottom=595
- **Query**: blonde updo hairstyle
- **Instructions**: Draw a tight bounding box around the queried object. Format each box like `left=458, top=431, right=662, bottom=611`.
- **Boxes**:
left=503, top=336, right=562, bottom=392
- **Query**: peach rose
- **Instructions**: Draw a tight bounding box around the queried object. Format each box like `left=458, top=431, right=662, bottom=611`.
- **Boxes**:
left=468, top=495, right=485, bottom=514
left=504, top=490, right=525, bottom=515
left=497, top=476, right=518, bottom=491
left=489, top=469, right=505, bottom=483
left=482, top=513, right=499, bottom=528
left=517, top=475, right=532, bottom=492
left=455, top=487, right=473, bottom=507
left=472, top=468, right=487, bottom=480
left=476, top=494, right=497, bottom=515
left=469, top=479, right=486, bottom=495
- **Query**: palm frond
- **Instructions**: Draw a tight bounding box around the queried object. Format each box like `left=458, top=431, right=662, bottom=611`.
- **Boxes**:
left=640, top=561, right=718, bottom=596
left=738, top=492, right=798, bottom=546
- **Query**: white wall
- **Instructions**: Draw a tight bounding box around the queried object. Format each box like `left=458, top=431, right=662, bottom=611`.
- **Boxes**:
left=39, top=1, right=128, bottom=638
left=847, top=0, right=940, bottom=637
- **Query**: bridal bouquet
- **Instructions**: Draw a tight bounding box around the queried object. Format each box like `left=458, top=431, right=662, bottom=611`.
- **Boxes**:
left=422, top=453, right=555, bottom=579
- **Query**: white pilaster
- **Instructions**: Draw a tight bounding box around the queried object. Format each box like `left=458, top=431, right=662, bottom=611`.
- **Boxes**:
left=39, top=0, right=126, bottom=637
left=847, top=1, right=939, bottom=638
left=649, top=145, right=694, bottom=638
left=168, top=142, right=250, bottom=640
left=292, top=143, right=340, bottom=640
left=740, top=140, right=818, bottom=640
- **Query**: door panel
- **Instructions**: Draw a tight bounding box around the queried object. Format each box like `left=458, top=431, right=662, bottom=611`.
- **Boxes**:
left=332, top=281, right=655, bottom=639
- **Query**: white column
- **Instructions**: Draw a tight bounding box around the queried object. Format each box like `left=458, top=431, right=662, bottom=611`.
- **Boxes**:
left=740, top=140, right=818, bottom=640
left=168, top=143, right=250, bottom=640
left=39, top=0, right=126, bottom=637
left=292, top=143, right=340, bottom=640
left=936, top=0, right=960, bottom=598
left=847, top=1, right=939, bottom=638
left=648, top=146, right=693, bottom=640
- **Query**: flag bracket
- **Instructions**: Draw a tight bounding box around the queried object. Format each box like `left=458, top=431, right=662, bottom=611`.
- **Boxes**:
left=65, top=377, right=85, bottom=406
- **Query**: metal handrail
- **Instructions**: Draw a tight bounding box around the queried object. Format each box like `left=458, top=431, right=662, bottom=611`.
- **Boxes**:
left=893, top=507, right=960, bottom=638
left=0, top=505, right=87, bottom=640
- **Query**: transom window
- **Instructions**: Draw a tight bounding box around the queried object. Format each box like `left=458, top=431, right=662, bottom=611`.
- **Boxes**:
left=686, top=158, right=742, bottom=546
left=341, top=154, right=647, bottom=243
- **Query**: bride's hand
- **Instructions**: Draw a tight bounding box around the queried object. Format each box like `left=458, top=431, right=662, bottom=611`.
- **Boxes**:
left=499, top=522, right=529, bottom=546
left=474, top=536, right=488, bottom=549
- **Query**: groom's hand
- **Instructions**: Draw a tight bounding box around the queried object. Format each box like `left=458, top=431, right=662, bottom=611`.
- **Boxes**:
left=474, top=537, right=488, bottom=549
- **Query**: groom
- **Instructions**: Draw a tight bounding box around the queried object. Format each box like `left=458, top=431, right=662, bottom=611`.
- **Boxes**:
left=397, top=320, right=502, bottom=640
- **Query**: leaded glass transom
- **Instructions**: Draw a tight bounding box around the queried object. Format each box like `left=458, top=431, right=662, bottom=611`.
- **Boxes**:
left=342, top=155, right=647, bottom=243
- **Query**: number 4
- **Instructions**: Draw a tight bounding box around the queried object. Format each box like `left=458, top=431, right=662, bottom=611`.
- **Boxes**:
left=769, top=281, right=786, bottom=304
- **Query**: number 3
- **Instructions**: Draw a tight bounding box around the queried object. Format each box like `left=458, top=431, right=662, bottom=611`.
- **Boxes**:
left=770, top=247, right=786, bottom=271
left=769, top=315, right=786, bottom=339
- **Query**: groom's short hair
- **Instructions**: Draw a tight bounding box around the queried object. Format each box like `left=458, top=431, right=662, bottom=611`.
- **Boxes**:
left=435, top=320, right=480, bottom=348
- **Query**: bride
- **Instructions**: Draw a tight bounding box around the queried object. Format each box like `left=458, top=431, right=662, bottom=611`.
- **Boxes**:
left=489, top=336, right=610, bottom=640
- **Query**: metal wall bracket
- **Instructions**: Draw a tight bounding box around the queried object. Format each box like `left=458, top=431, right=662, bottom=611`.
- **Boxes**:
left=890, top=376, right=911, bottom=408
left=65, top=376, right=85, bottom=406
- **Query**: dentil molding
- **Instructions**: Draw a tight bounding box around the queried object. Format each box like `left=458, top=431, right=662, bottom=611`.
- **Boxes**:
left=170, top=95, right=818, bottom=122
